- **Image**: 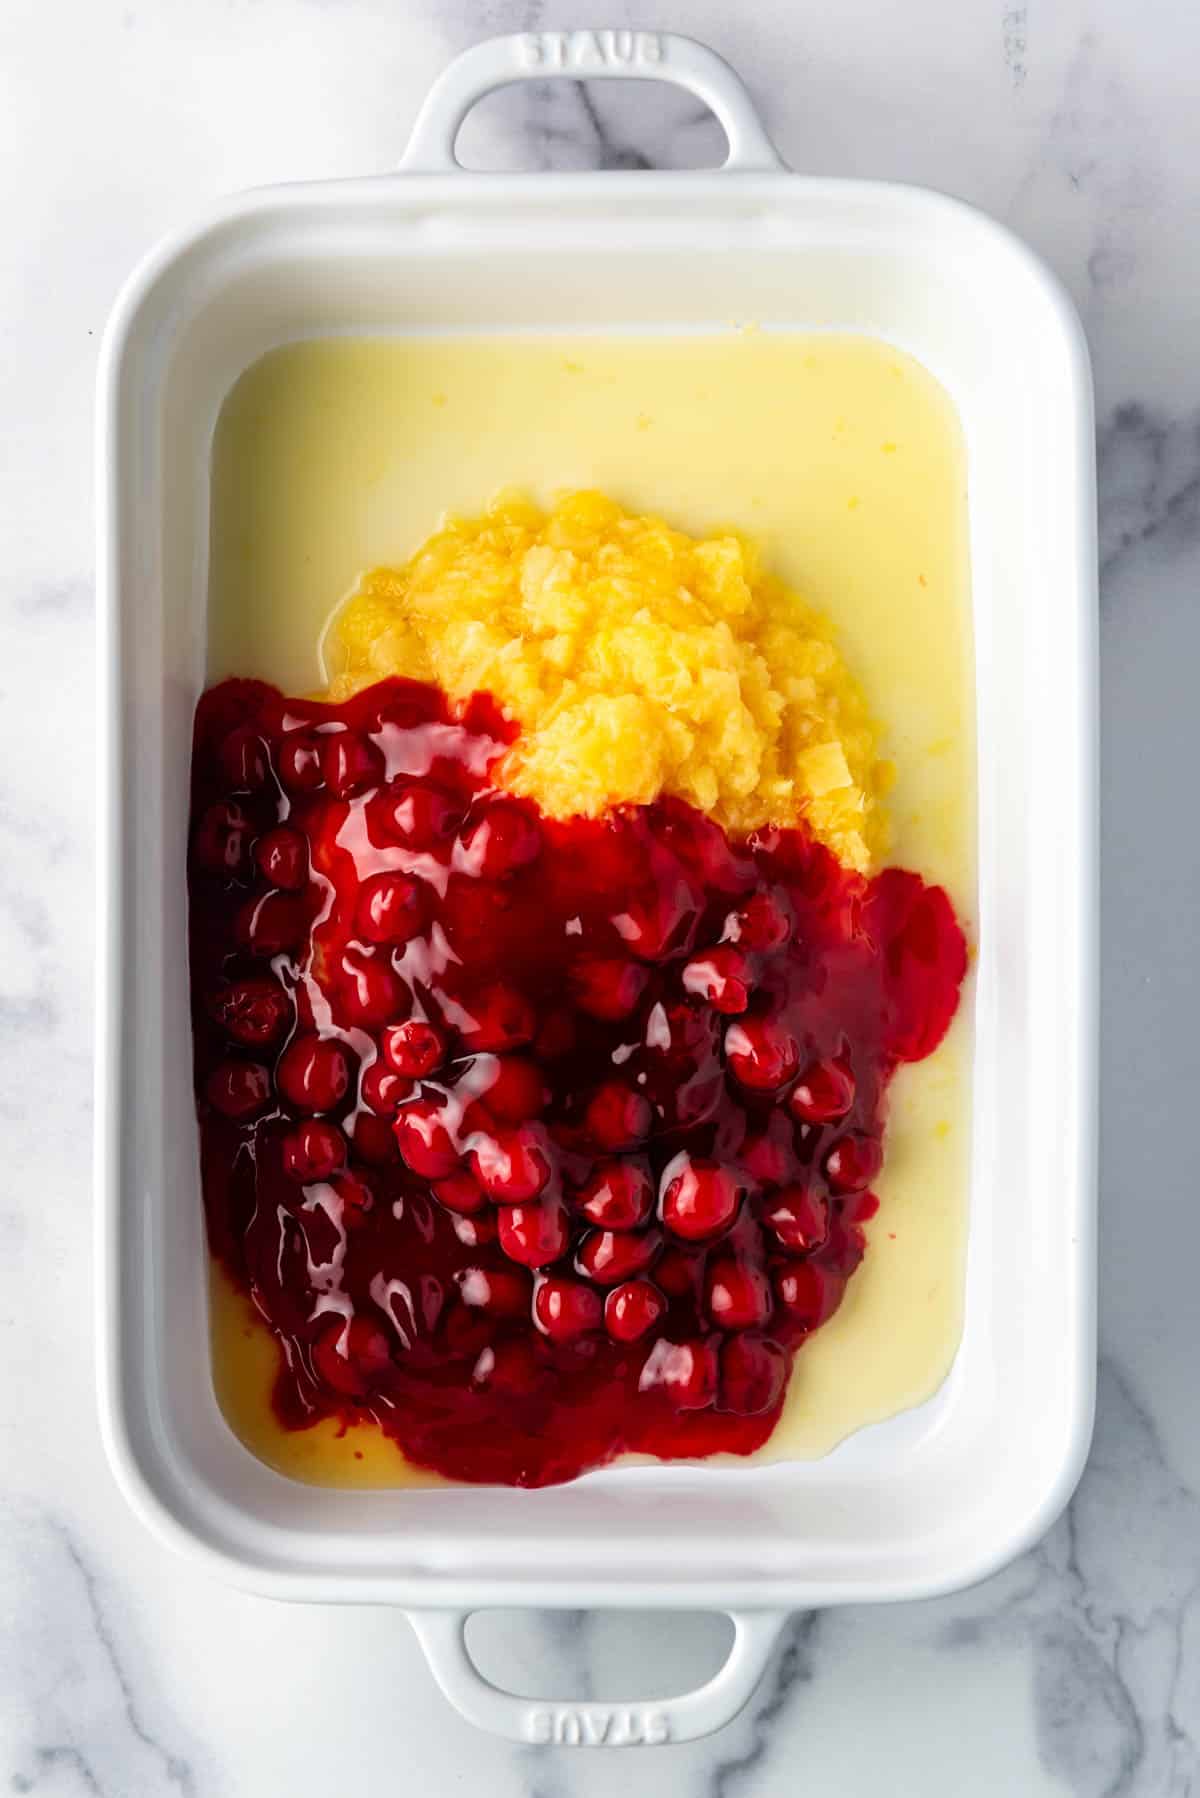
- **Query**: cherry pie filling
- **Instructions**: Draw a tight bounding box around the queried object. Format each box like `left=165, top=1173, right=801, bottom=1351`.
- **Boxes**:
left=189, top=675, right=967, bottom=1487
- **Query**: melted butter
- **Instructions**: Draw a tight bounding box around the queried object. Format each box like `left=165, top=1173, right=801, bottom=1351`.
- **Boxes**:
left=206, top=330, right=975, bottom=1484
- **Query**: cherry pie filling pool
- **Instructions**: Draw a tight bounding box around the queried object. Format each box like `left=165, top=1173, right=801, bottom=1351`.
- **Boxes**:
left=189, top=674, right=967, bottom=1488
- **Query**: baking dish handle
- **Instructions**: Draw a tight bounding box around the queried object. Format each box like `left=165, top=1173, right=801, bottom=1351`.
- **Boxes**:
left=399, top=30, right=784, bottom=175
left=407, top=1606, right=789, bottom=1745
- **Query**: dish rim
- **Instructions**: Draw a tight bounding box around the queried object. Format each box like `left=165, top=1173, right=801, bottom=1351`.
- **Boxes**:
left=95, top=162, right=1098, bottom=1612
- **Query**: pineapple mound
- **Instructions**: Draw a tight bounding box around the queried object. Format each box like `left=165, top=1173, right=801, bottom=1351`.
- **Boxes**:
left=327, top=490, right=888, bottom=870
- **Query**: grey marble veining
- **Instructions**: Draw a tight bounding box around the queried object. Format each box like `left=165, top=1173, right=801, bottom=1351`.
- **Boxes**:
left=3, top=0, right=1198, bottom=1791
left=2, top=1507, right=200, bottom=1796
left=1098, top=404, right=1200, bottom=582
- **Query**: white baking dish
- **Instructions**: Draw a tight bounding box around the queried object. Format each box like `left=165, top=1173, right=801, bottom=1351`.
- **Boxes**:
left=96, top=30, right=1098, bottom=1745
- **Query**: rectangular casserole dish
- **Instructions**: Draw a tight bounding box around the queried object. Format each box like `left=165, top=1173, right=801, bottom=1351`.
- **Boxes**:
left=96, top=29, right=1098, bottom=1745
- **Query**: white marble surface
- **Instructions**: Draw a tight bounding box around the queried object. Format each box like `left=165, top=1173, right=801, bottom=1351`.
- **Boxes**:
left=3, top=0, right=1197, bottom=1789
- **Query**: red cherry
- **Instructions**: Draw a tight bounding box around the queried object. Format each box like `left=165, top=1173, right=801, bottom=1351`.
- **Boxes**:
left=432, top=1171, right=488, bottom=1216
left=254, top=825, right=309, bottom=892
left=637, top=1336, right=718, bottom=1409
left=322, top=730, right=383, bottom=796
left=205, top=1059, right=271, bottom=1120
left=682, top=947, right=753, bottom=1015
left=584, top=1081, right=652, bottom=1150
left=576, top=1227, right=661, bottom=1285
left=789, top=1057, right=856, bottom=1124
left=474, top=1055, right=545, bottom=1123
left=764, top=1185, right=829, bottom=1252
left=457, top=982, right=535, bottom=1052
left=737, top=1126, right=796, bottom=1188
left=724, top=1016, right=800, bottom=1091
left=219, top=725, right=269, bottom=791
left=208, top=976, right=290, bottom=1047
left=473, top=1338, right=548, bottom=1394
left=570, top=956, right=649, bottom=1021
left=534, top=1276, right=603, bottom=1341
left=669, top=1070, right=724, bottom=1131
left=604, top=1279, right=666, bottom=1343
left=311, top=1314, right=391, bottom=1398
left=278, top=732, right=324, bottom=793
left=651, top=801, right=747, bottom=892
left=337, top=947, right=409, bottom=1028
left=613, top=887, right=699, bottom=960
left=456, top=1265, right=531, bottom=1316
left=356, top=871, right=426, bottom=946
left=825, top=1132, right=883, bottom=1194
left=347, top=1110, right=400, bottom=1167
left=775, top=1261, right=845, bottom=1330
left=576, top=1160, right=654, bottom=1230
left=282, top=1119, right=346, bottom=1182
left=382, top=1018, right=446, bottom=1078
left=383, top=783, right=462, bottom=849
left=497, top=1198, right=569, bottom=1267
left=193, top=800, right=253, bottom=877
left=659, top=1155, right=744, bottom=1241
left=718, top=1335, right=787, bottom=1416
left=331, top=1169, right=374, bottom=1228
left=643, top=999, right=715, bottom=1066
left=276, top=1034, right=353, bottom=1113
left=393, top=1099, right=461, bottom=1178
left=359, top=1060, right=411, bottom=1116
left=468, top=1125, right=553, bottom=1203
left=757, top=827, right=840, bottom=896
left=450, top=1210, right=497, bottom=1249
left=723, top=891, right=790, bottom=951
left=704, top=1257, right=773, bottom=1329
left=459, top=799, right=541, bottom=877
left=236, top=890, right=310, bottom=956
left=440, top=878, right=513, bottom=956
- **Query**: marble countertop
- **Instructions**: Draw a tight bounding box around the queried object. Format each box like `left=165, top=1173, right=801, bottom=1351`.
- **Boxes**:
left=3, top=0, right=1197, bottom=1790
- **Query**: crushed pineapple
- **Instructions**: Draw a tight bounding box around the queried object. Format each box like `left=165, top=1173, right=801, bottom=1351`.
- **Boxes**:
left=327, top=491, right=889, bottom=869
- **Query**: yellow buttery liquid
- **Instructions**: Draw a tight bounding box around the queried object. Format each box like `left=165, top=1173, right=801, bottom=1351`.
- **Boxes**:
left=207, top=330, right=975, bottom=1486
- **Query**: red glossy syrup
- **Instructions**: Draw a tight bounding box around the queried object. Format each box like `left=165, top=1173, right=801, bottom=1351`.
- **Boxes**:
left=189, top=676, right=967, bottom=1487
